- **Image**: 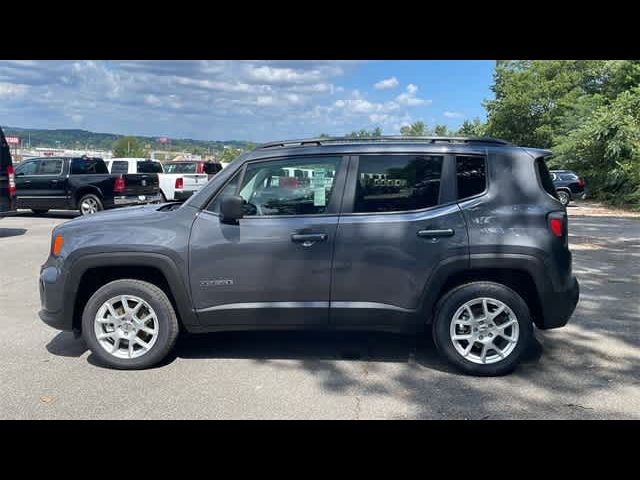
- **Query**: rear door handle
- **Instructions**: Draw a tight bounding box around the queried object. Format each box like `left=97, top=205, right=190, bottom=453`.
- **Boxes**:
left=417, top=229, right=455, bottom=238
left=291, top=233, right=328, bottom=246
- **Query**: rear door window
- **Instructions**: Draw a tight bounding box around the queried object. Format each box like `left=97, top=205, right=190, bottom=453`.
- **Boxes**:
left=71, top=158, right=108, bottom=174
left=456, top=156, right=486, bottom=200
left=353, top=155, right=443, bottom=213
left=38, top=159, right=63, bottom=175
left=163, top=163, right=197, bottom=174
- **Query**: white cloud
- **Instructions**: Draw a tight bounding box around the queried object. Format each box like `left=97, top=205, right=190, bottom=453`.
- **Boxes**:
left=0, top=82, right=28, bottom=97
left=374, top=77, right=399, bottom=90
left=444, top=111, right=465, bottom=118
left=396, top=83, right=431, bottom=106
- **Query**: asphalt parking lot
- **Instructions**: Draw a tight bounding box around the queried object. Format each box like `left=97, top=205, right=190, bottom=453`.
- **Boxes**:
left=1, top=202, right=638, bottom=419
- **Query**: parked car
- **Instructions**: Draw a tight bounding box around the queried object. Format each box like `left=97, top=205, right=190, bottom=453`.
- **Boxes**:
left=158, top=161, right=209, bottom=201
left=15, top=156, right=161, bottom=215
left=105, top=158, right=171, bottom=201
left=0, top=126, right=17, bottom=217
left=38, top=136, right=579, bottom=375
left=550, top=169, right=585, bottom=206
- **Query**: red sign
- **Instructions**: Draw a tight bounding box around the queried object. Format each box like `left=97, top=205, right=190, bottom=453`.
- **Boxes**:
left=5, top=136, right=20, bottom=145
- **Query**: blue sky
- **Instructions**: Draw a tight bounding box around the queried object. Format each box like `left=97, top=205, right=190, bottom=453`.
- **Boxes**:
left=0, top=60, right=495, bottom=142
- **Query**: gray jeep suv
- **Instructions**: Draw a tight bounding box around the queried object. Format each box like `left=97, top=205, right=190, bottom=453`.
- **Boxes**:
left=38, top=137, right=579, bottom=375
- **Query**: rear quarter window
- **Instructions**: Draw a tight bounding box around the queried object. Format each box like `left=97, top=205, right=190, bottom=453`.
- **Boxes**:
left=456, top=156, right=487, bottom=200
left=535, top=158, right=559, bottom=199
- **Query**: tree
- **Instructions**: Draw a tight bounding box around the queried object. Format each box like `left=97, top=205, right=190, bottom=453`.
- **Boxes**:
left=400, top=121, right=427, bottom=136
left=433, top=124, right=450, bottom=136
left=346, top=127, right=383, bottom=138
left=483, top=60, right=640, bottom=208
left=457, top=118, right=487, bottom=137
left=112, top=136, right=145, bottom=157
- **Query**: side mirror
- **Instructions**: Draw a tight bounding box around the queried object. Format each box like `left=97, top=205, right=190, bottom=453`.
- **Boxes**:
left=220, top=195, right=244, bottom=224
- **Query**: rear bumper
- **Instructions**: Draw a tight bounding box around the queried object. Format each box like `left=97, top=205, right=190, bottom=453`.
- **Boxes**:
left=174, top=190, right=195, bottom=201
left=113, top=193, right=161, bottom=206
left=538, top=276, right=580, bottom=329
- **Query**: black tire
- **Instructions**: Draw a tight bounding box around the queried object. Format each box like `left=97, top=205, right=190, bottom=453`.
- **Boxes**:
left=432, top=281, right=533, bottom=376
left=81, top=279, right=179, bottom=370
left=31, top=209, right=49, bottom=215
left=557, top=190, right=571, bottom=206
left=77, top=193, right=103, bottom=215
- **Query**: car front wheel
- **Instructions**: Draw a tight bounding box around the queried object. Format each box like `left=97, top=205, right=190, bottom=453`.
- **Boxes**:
left=82, top=279, right=179, bottom=369
left=432, top=282, right=533, bottom=376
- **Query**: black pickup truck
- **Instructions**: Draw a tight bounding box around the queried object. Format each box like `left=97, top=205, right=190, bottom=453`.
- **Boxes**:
left=14, top=156, right=161, bottom=215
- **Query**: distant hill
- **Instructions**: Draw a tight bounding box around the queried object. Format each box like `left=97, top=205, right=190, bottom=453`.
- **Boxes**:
left=0, top=126, right=253, bottom=152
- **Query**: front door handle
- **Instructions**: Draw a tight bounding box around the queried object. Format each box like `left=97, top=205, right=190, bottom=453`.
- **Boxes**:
left=417, top=229, right=455, bottom=238
left=291, top=233, right=328, bottom=246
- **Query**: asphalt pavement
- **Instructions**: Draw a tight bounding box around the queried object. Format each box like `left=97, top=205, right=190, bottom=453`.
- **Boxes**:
left=0, top=202, right=638, bottom=419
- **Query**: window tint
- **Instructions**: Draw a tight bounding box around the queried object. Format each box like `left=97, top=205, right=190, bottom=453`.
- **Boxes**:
left=163, top=162, right=197, bottom=174
left=457, top=156, right=486, bottom=200
left=111, top=161, right=129, bottom=174
left=354, top=155, right=443, bottom=213
left=137, top=161, right=163, bottom=174
left=71, top=158, right=108, bottom=175
left=15, top=161, right=38, bottom=176
left=560, top=173, right=578, bottom=181
left=239, top=157, right=340, bottom=216
left=38, top=159, right=63, bottom=175
left=535, top=158, right=558, bottom=199
left=206, top=171, right=242, bottom=213
left=203, top=163, right=222, bottom=174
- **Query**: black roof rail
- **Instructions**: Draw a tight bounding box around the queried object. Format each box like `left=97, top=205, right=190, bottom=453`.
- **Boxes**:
left=256, top=136, right=511, bottom=149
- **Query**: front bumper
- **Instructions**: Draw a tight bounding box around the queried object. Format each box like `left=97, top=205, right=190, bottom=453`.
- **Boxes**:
left=538, top=275, right=580, bottom=330
left=113, top=193, right=162, bottom=206
left=38, top=263, right=73, bottom=331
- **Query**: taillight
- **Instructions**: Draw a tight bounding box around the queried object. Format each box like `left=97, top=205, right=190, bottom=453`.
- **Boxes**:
left=549, top=218, right=563, bottom=237
left=114, top=175, right=125, bottom=193
left=6, top=164, right=16, bottom=196
left=578, top=178, right=585, bottom=187
left=175, top=178, right=183, bottom=189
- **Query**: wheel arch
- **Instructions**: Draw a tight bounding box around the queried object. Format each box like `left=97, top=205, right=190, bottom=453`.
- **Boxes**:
left=73, top=186, right=103, bottom=207
left=421, top=254, right=547, bottom=329
left=65, top=252, right=198, bottom=333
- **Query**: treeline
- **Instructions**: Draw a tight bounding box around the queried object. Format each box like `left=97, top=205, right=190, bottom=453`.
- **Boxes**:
left=1, top=126, right=253, bottom=156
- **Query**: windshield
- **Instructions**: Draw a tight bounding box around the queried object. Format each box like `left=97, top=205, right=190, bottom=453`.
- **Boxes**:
left=162, top=162, right=197, bottom=174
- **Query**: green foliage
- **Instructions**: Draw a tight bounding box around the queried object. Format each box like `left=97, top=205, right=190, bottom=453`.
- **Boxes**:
left=456, top=118, right=487, bottom=137
left=218, top=147, right=245, bottom=164
left=485, top=60, right=640, bottom=208
left=346, top=127, right=383, bottom=137
left=112, top=136, right=146, bottom=158
left=400, top=121, right=426, bottom=136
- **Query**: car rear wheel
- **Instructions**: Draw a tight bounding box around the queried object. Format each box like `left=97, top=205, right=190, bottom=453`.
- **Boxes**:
left=432, top=282, right=533, bottom=376
left=78, top=193, right=103, bottom=215
left=557, top=190, right=570, bottom=206
left=81, top=279, right=179, bottom=370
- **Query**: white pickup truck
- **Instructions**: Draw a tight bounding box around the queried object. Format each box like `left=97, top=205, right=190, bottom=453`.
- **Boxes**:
left=106, top=158, right=208, bottom=202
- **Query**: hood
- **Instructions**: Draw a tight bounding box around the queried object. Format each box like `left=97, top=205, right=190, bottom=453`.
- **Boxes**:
left=65, top=203, right=171, bottom=226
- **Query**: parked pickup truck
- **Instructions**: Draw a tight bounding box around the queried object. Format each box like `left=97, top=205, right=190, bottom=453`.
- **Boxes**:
left=157, top=160, right=210, bottom=202
left=14, top=156, right=161, bottom=215
left=0, top=126, right=17, bottom=217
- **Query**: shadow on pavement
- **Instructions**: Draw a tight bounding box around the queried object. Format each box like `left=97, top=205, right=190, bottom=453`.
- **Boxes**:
left=0, top=227, right=27, bottom=238
left=16, top=210, right=79, bottom=219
